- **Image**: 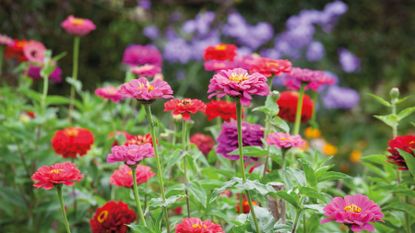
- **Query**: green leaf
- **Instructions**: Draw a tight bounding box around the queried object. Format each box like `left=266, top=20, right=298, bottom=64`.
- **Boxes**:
left=149, top=194, right=185, bottom=208
left=301, top=161, right=317, bottom=187
left=316, top=171, right=350, bottom=182
left=274, top=191, right=300, bottom=209
left=253, top=93, right=279, bottom=116
left=397, top=107, right=415, bottom=121
left=303, top=204, right=324, bottom=213
left=367, top=93, right=391, bottom=107
left=299, top=187, right=329, bottom=201
left=398, top=149, right=415, bottom=178
left=270, top=116, right=290, bottom=133
left=188, top=182, right=207, bottom=208
left=46, top=95, right=70, bottom=106
left=361, top=154, right=387, bottom=165
left=66, top=77, right=82, bottom=93
left=128, top=224, right=157, bottom=233
left=228, top=146, right=267, bottom=157
left=374, top=114, right=398, bottom=128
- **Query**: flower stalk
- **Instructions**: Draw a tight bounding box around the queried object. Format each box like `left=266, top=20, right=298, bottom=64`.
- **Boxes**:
left=293, top=83, right=306, bottom=135
left=56, top=185, right=72, bottom=233
left=131, top=165, right=147, bottom=226
left=68, top=36, right=80, bottom=122
left=181, top=120, right=191, bottom=218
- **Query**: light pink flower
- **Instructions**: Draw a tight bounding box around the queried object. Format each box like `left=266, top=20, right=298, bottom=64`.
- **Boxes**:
left=95, top=86, right=124, bottom=103
left=32, top=162, right=83, bottom=190
left=110, top=164, right=155, bottom=188
left=61, top=15, right=96, bottom=36
left=107, top=143, right=154, bottom=165
left=207, top=68, right=269, bottom=106
left=321, top=194, right=384, bottom=232
left=23, top=40, right=46, bottom=64
left=0, top=34, right=13, bottom=46
left=266, top=132, right=305, bottom=149
left=283, top=67, right=335, bottom=91
left=130, top=64, right=161, bottom=77
left=118, top=77, right=173, bottom=102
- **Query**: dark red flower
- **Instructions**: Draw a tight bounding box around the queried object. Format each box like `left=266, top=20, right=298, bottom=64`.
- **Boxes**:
left=205, top=100, right=237, bottom=121
left=174, top=206, right=183, bottom=215
left=190, top=133, right=215, bottom=156
left=203, top=43, right=237, bottom=61
left=164, top=98, right=206, bottom=120
left=51, top=127, right=94, bottom=159
left=277, top=91, right=314, bottom=123
left=90, top=201, right=136, bottom=233
left=387, top=135, right=415, bottom=170
left=5, top=39, right=28, bottom=61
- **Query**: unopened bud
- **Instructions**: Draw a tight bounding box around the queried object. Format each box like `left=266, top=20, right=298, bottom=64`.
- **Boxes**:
left=390, top=87, right=400, bottom=99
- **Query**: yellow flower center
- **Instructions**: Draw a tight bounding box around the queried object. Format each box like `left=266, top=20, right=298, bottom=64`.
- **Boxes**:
left=97, top=210, right=109, bottom=223
left=192, top=223, right=206, bottom=229
left=148, top=85, right=154, bottom=91
left=71, top=18, right=85, bottom=26
left=50, top=169, right=62, bottom=174
left=229, top=73, right=249, bottom=83
left=64, top=128, right=79, bottom=137
left=215, top=44, right=227, bottom=50
left=178, top=98, right=192, bottom=106
left=344, top=204, right=362, bottom=213
left=128, top=170, right=133, bottom=176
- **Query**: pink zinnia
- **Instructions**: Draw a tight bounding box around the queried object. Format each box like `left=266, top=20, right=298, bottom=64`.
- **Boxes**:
left=207, top=68, right=269, bottom=106
left=118, top=77, right=173, bottom=102
left=107, top=143, right=154, bottom=165
left=0, top=34, right=13, bottom=46
left=321, top=194, right=384, bottom=232
left=122, top=44, right=162, bottom=67
left=190, top=133, right=215, bottom=156
left=32, top=162, right=83, bottom=190
left=283, top=67, right=335, bottom=91
left=130, top=64, right=161, bottom=77
left=110, top=164, right=155, bottom=188
left=23, top=40, right=46, bottom=64
left=204, top=60, right=237, bottom=72
left=95, top=86, right=124, bottom=103
left=266, top=132, right=305, bottom=149
left=175, top=218, right=224, bottom=233
left=237, top=55, right=292, bottom=78
left=61, top=15, right=96, bottom=36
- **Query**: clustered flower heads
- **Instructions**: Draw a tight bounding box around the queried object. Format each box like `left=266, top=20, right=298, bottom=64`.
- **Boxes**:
left=175, top=217, right=224, bottom=233
left=208, top=68, right=269, bottom=106
left=190, top=133, right=215, bottom=156
left=32, top=162, right=83, bottom=190
left=323, top=85, right=360, bottom=109
left=217, top=120, right=264, bottom=160
left=387, top=135, right=415, bottom=170
left=277, top=91, right=314, bottom=123
left=61, top=15, right=96, bottom=36
left=51, top=127, right=94, bottom=158
left=107, top=143, right=154, bottom=165
left=89, top=201, right=136, bottom=233
left=267, top=132, right=306, bottom=149
left=205, top=100, right=237, bottom=121
left=95, top=86, right=124, bottom=103
left=164, top=98, right=206, bottom=120
left=118, top=77, right=173, bottom=102
left=283, top=67, right=335, bottom=91
left=321, top=194, right=384, bottom=232
left=110, top=164, right=154, bottom=188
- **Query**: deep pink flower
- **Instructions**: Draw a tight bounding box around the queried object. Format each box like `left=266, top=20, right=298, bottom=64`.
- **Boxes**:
left=122, top=44, right=162, bottom=67
left=118, top=77, right=173, bottom=102
left=0, top=34, right=13, bottom=46
left=266, top=132, right=305, bottom=149
left=283, top=67, right=335, bottom=91
left=190, top=133, right=215, bottom=156
left=175, top=217, right=224, bottom=233
left=23, top=40, right=46, bottom=64
left=27, top=65, right=63, bottom=83
left=321, top=194, right=384, bottom=232
left=131, top=64, right=161, bottom=77
left=110, top=164, right=155, bottom=188
left=207, top=68, right=269, bottom=106
left=95, top=86, right=124, bottom=103
left=32, top=162, right=83, bottom=190
left=107, top=143, right=154, bottom=165
left=61, top=15, right=96, bottom=36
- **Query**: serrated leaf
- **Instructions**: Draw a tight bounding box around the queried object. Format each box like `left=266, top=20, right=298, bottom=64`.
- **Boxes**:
left=301, top=161, right=317, bottom=187
left=271, top=116, right=290, bottom=133
left=367, top=93, right=391, bottom=107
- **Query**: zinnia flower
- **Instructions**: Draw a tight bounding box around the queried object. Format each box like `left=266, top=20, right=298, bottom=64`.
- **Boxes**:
left=321, top=194, right=384, bottom=232
left=118, top=77, right=173, bottom=103
left=203, top=43, right=237, bottom=61
left=207, top=68, right=269, bottom=106
left=122, top=44, right=162, bottom=67
left=175, top=218, right=224, bottom=233
left=27, top=65, right=63, bottom=83
left=32, top=162, right=83, bottom=190
left=387, top=135, right=415, bottom=170
left=5, top=39, right=28, bottom=61
left=217, top=120, right=264, bottom=160
left=61, top=15, right=96, bottom=36
left=190, top=133, right=215, bottom=156
left=164, top=98, right=206, bottom=120
left=90, top=201, right=136, bottom=233
left=283, top=67, right=335, bottom=91
left=277, top=91, right=314, bottom=123
left=51, top=127, right=94, bottom=159
left=23, top=40, right=46, bottom=64
left=110, top=164, right=155, bottom=188
left=125, top=133, right=153, bottom=146
left=95, top=86, right=124, bottom=103
left=0, top=34, right=13, bottom=46
left=267, top=132, right=305, bottom=149
left=238, top=55, right=292, bottom=78
left=205, top=100, right=237, bottom=121
left=204, top=60, right=237, bottom=72
left=107, top=143, right=154, bottom=165
left=131, top=64, right=161, bottom=77
left=236, top=195, right=258, bottom=214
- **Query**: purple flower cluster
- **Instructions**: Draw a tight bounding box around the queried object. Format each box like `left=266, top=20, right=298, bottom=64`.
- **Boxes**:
left=217, top=120, right=264, bottom=160
left=338, top=48, right=361, bottom=73
left=322, top=85, right=360, bottom=109
left=27, top=65, right=63, bottom=83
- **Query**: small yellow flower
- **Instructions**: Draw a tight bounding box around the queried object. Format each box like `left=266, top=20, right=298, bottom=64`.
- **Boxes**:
left=323, top=143, right=337, bottom=156
left=304, top=127, right=321, bottom=139
left=349, top=150, right=362, bottom=163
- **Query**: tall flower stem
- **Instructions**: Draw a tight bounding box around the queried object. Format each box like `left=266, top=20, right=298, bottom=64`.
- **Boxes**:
left=310, top=91, right=318, bottom=127
left=291, top=209, right=302, bottom=233
left=181, top=121, right=191, bottom=218
left=56, top=185, right=71, bottom=233
left=131, top=165, right=147, bottom=226
left=40, top=73, right=49, bottom=114
left=144, top=104, right=170, bottom=233
left=68, top=36, right=80, bottom=122
left=236, top=101, right=260, bottom=233
left=0, top=46, right=4, bottom=76
left=293, top=84, right=306, bottom=135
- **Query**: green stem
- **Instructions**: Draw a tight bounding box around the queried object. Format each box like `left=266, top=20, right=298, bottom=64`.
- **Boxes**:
left=68, top=36, right=80, bottom=122
left=132, top=165, right=147, bottom=226
left=0, top=46, right=4, bottom=76
left=236, top=101, right=260, bottom=233
left=310, top=91, right=318, bottom=127
left=391, top=99, right=398, bottom=138
left=56, top=185, right=71, bottom=233
left=144, top=105, right=170, bottom=233
left=291, top=210, right=302, bottom=233
left=405, top=195, right=412, bottom=233
left=182, top=121, right=191, bottom=218
left=293, top=84, right=306, bottom=135
left=41, top=72, right=49, bottom=114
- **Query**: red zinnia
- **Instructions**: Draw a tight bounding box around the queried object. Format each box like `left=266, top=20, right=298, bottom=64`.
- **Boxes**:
left=5, top=39, right=28, bottom=61
left=235, top=195, right=258, bottom=214
left=203, top=43, right=237, bottom=61
left=90, top=201, right=136, bottom=233
left=387, top=135, right=415, bottom=170
left=175, top=217, right=224, bottom=233
left=125, top=133, right=153, bottom=146
left=164, top=98, right=206, bottom=121
left=190, top=133, right=215, bottom=156
left=277, top=91, right=314, bottom=123
left=249, top=57, right=292, bottom=77
left=32, top=162, right=83, bottom=190
left=205, top=100, right=237, bottom=121
left=51, top=127, right=94, bottom=158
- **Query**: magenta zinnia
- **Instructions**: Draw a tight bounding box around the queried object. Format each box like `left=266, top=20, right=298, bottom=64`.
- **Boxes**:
left=61, top=15, right=96, bottom=36
left=107, top=143, right=154, bottom=165
left=208, top=68, right=269, bottom=106
left=267, top=132, right=305, bottom=149
left=118, top=77, right=173, bottom=102
left=95, top=86, right=124, bottom=103
left=283, top=67, right=335, bottom=91
left=321, top=194, right=384, bottom=232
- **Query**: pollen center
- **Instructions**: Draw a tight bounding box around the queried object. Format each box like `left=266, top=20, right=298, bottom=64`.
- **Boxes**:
left=97, top=210, right=109, bottom=223
left=148, top=85, right=154, bottom=91
left=344, top=204, right=362, bottom=213
left=229, top=73, right=249, bottom=83
left=50, top=169, right=62, bottom=174
left=64, top=128, right=79, bottom=137
left=71, top=18, right=85, bottom=26
left=215, top=44, right=226, bottom=50
left=179, top=99, right=192, bottom=106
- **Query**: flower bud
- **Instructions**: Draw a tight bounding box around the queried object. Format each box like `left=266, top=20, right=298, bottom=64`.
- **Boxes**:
left=389, top=87, right=400, bottom=99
